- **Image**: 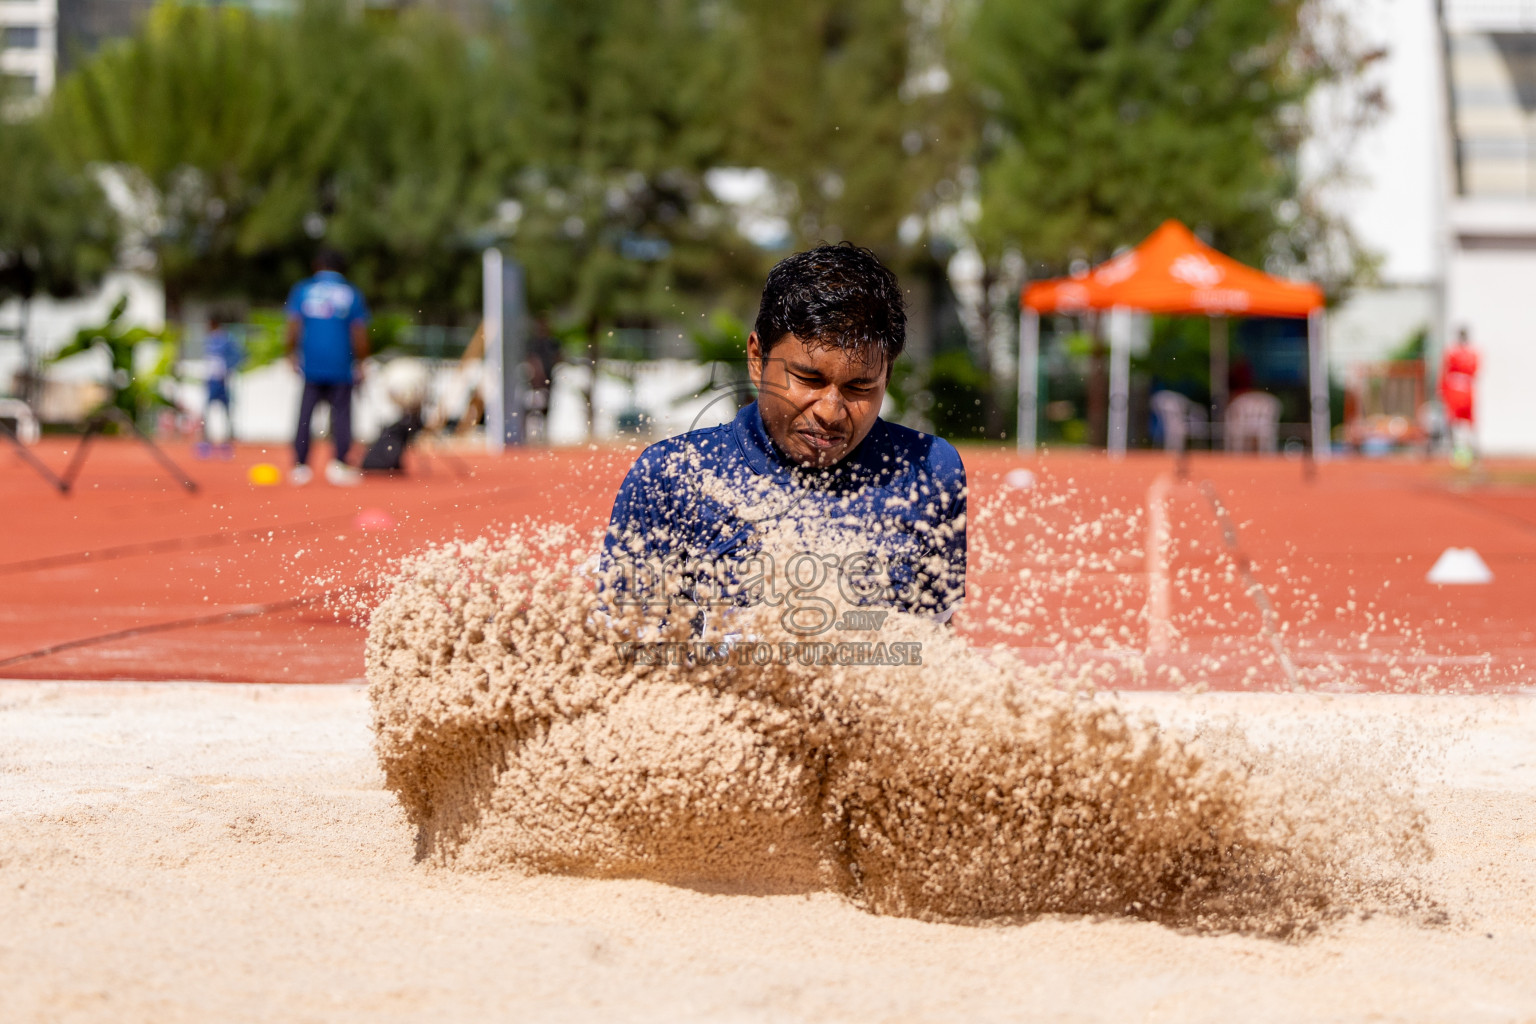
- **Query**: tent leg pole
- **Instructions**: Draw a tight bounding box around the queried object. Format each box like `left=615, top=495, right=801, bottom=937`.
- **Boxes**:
left=482, top=247, right=505, bottom=454
left=1210, top=315, right=1229, bottom=451
left=1308, top=308, right=1330, bottom=466
left=1018, top=308, right=1039, bottom=454
left=1108, top=307, right=1130, bottom=460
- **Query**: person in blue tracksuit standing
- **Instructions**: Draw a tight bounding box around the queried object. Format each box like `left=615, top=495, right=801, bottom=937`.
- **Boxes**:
left=285, top=248, right=370, bottom=486
left=198, top=313, right=243, bottom=458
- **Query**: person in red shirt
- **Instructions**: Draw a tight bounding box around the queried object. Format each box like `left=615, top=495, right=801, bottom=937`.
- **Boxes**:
left=1440, top=326, right=1480, bottom=466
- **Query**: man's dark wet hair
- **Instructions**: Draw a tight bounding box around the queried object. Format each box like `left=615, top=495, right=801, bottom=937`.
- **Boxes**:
left=315, top=246, right=346, bottom=273
left=753, top=242, right=906, bottom=369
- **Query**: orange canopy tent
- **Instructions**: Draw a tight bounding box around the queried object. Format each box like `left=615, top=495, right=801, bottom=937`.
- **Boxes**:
left=1022, top=219, right=1323, bottom=317
left=1016, top=220, right=1329, bottom=458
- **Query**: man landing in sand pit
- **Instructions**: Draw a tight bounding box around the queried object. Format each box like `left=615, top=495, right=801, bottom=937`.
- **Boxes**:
left=600, top=243, right=967, bottom=632
left=366, top=244, right=1427, bottom=934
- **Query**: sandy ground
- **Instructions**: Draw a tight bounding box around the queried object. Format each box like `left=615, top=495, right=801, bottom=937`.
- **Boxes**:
left=1, top=681, right=1533, bottom=1023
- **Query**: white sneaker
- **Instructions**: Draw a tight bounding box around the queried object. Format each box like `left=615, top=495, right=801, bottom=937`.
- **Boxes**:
left=325, top=460, right=362, bottom=486
left=290, top=465, right=314, bottom=486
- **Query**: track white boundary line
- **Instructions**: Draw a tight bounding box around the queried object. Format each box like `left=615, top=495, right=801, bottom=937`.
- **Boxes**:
left=1145, top=471, right=1174, bottom=655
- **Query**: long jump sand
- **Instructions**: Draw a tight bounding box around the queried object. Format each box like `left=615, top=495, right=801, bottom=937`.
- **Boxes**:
left=2, top=680, right=1532, bottom=1022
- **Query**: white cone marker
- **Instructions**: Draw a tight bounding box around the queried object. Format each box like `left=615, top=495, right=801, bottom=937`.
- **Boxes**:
left=1426, top=547, right=1494, bottom=585
left=1004, top=468, right=1036, bottom=491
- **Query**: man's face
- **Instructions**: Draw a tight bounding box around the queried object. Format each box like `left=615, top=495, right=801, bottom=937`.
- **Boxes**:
left=748, top=331, right=887, bottom=467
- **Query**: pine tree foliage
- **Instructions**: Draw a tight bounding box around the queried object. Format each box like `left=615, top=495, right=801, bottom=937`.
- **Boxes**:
left=730, top=0, right=973, bottom=261
left=962, top=0, right=1348, bottom=271
left=505, top=0, right=760, bottom=330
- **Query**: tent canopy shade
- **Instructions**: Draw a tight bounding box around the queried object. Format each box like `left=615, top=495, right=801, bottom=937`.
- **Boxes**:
left=1014, top=219, right=1329, bottom=462
left=1020, top=220, right=1324, bottom=318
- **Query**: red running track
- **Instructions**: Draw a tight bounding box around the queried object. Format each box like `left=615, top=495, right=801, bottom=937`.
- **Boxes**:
left=2, top=438, right=1533, bottom=691
left=0, top=439, right=632, bottom=683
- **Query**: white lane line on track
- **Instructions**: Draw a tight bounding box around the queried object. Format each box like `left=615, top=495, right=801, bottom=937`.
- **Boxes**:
left=1145, top=471, right=1174, bottom=656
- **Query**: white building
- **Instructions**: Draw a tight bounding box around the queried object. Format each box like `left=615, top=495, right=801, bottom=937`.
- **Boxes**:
left=1325, top=0, right=1536, bottom=453
left=0, top=0, right=56, bottom=99
left=1440, top=1, right=1536, bottom=454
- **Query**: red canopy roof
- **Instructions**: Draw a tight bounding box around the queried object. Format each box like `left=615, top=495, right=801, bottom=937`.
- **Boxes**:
left=1021, top=220, right=1324, bottom=318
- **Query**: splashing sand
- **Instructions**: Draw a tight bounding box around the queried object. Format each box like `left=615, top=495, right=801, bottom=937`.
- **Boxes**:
left=364, top=523, right=1434, bottom=937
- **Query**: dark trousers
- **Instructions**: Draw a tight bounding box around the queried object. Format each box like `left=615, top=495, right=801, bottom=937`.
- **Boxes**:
left=204, top=380, right=232, bottom=444
left=295, top=380, right=353, bottom=467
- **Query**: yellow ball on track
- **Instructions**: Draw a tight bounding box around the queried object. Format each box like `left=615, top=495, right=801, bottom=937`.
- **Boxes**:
left=248, top=463, right=281, bottom=487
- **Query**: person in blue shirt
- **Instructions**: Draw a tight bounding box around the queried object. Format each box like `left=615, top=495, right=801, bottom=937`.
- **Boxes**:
left=600, top=243, right=967, bottom=636
left=285, top=248, right=370, bottom=486
left=197, top=313, right=243, bottom=459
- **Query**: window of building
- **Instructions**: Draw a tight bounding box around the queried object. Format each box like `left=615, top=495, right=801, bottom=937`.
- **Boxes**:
left=2, top=25, right=41, bottom=49
left=1447, top=32, right=1536, bottom=196
left=1, top=72, right=37, bottom=96
left=1445, top=0, right=1536, bottom=33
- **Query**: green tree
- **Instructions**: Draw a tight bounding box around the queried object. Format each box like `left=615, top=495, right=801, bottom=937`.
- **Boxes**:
left=49, top=1, right=515, bottom=316
left=957, top=0, right=1379, bottom=444
left=50, top=3, right=313, bottom=305
left=505, top=0, right=760, bottom=336
left=308, top=9, right=520, bottom=315
left=962, top=0, right=1362, bottom=271
left=731, top=0, right=973, bottom=261
left=0, top=116, right=119, bottom=402
left=49, top=295, right=174, bottom=424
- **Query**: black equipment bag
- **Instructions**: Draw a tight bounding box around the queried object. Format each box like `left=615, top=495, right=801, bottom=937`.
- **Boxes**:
left=361, top=411, right=424, bottom=472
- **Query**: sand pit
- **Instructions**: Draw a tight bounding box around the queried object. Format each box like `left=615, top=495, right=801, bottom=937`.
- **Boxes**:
left=365, top=527, right=1443, bottom=934
left=1, top=680, right=1533, bottom=1022
left=8, top=453, right=1536, bottom=1019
